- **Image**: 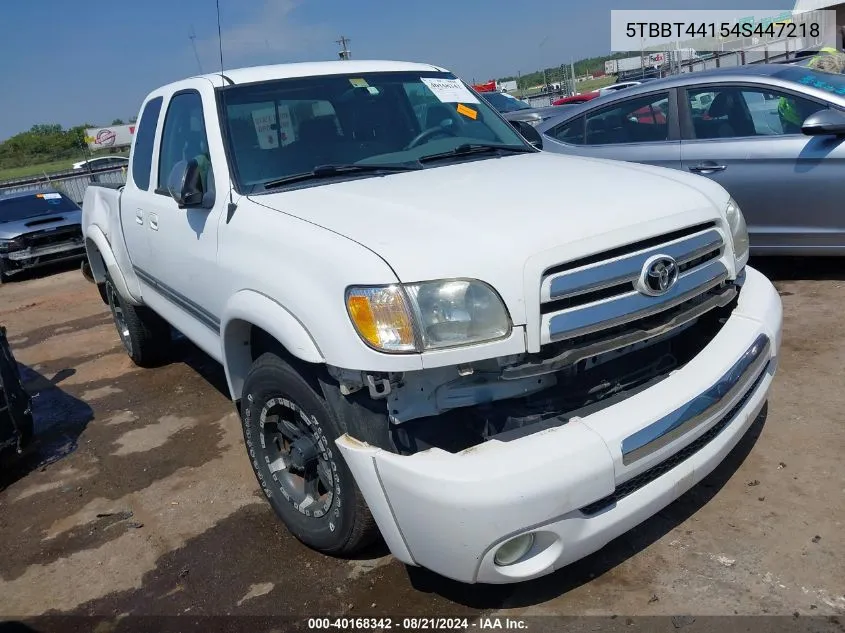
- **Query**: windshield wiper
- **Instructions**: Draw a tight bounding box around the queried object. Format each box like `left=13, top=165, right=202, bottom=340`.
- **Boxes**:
left=264, top=162, right=423, bottom=190
left=419, top=143, right=534, bottom=163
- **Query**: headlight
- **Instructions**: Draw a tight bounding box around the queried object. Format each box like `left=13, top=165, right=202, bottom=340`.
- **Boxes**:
left=346, top=279, right=511, bottom=353
left=0, top=238, right=24, bottom=253
left=725, top=197, right=749, bottom=269
left=345, top=286, right=417, bottom=353
left=406, top=280, right=511, bottom=349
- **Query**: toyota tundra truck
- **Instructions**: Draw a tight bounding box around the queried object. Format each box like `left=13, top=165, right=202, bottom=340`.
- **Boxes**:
left=81, top=60, right=782, bottom=584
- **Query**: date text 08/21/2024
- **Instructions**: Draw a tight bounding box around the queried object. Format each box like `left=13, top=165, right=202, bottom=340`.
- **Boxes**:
left=624, top=21, right=821, bottom=39
left=306, top=617, right=528, bottom=630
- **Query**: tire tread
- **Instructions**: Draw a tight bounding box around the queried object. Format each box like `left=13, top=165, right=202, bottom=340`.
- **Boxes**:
left=245, top=353, right=378, bottom=555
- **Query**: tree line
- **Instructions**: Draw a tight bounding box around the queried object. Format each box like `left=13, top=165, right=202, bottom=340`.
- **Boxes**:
left=0, top=118, right=135, bottom=172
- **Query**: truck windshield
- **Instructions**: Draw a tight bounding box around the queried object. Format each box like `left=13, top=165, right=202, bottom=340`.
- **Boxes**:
left=218, top=71, right=532, bottom=192
left=0, top=193, right=80, bottom=224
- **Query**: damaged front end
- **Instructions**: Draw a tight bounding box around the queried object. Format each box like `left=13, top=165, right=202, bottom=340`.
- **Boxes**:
left=329, top=280, right=739, bottom=456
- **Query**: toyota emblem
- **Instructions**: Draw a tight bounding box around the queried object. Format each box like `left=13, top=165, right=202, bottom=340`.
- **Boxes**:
left=636, top=254, right=679, bottom=297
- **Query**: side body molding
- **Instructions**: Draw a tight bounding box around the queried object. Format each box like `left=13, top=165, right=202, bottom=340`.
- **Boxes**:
left=221, top=290, right=325, bottom=400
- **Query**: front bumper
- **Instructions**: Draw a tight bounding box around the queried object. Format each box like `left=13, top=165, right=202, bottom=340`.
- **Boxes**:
left=336, top=266, right=782, bottom=584
left=1, top=241, right=85, bottom=272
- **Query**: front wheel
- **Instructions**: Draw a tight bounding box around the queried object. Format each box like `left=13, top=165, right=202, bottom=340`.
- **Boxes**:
left=241, top=353, right=377, bottom=554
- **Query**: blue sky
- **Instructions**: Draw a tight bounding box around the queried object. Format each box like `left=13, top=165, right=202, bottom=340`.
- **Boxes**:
left=1, top=0, right=781, bottom=140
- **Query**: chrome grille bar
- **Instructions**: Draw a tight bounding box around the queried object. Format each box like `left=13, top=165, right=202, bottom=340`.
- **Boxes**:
left=544, top=259, right=729, bottom=344
left=543, top=228, right=723, bottom=303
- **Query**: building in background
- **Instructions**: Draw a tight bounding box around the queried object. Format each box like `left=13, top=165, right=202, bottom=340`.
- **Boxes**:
left=794, top=0, right=845, bottom=48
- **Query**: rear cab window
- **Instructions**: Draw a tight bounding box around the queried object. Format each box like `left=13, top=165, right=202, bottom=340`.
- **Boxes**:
left=131, top=96, right=164, bottom=191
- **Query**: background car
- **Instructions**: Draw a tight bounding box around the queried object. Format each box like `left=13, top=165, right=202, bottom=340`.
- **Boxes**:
left=552, top=91, right=599, bottom=105
left=479, top=90, right=576, bottom=126
left=72, top=155, right=129, bottom=171
left=0, top=189, right=85, bottom=282
left=536, top=64, right=845, bottom=255
left=597, top=79, right=656, bottom=96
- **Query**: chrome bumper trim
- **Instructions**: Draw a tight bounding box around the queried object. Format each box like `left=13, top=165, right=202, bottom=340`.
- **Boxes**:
left=621, top=333, right=771, bottom=465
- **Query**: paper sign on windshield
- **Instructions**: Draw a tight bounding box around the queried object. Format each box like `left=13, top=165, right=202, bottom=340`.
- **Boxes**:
left=420, top=78, right=479, bottom=104
left=37, top=193, right=62, bottom=200
left=276, top=105, right=295, bottom=146
left=456, top=104, right=477, bottom=120
left=252, top=107, right=279, bottom=149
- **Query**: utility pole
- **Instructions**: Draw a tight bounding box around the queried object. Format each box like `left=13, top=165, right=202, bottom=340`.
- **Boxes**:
left=337, top=35, right=351, bottom=60
left=570, top=57, right=576, bottom=96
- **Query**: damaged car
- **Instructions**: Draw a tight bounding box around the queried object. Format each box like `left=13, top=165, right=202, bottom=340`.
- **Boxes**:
left=0, top=189, right=86, bottom=283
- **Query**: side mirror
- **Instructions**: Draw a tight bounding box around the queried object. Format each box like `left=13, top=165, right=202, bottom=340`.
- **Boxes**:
left=801, top=109, right=845, bottom=136
left=167, top=158, right=204, bottom=207
left=510, top=119, right=543, bottom=149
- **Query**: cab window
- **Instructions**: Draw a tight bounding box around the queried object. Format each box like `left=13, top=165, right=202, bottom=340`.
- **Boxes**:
left=157, top=91, right=212, bottom=193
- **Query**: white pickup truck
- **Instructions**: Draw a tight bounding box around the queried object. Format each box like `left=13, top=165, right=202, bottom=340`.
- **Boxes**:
left=81, top=60, right=782, bottom=584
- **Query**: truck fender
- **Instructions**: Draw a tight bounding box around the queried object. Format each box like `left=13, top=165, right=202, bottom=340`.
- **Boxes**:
left=84, top=225, right=141, bottom=305
left=221, top=290, right=325, bottom=401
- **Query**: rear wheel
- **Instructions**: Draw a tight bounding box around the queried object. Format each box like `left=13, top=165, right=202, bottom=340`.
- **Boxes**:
left=241, top=353, right=377, bottom=554
left=105, top=276, right=171, bottom=367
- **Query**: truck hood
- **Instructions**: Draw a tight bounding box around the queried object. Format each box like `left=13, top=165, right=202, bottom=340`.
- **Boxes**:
left=253, top=152, right=732, bottom=325
left=0, top=210, right=81, bottom=240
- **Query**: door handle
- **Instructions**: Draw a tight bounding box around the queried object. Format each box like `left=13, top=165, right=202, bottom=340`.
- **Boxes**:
left=149, top=213, right=159, bottom=231
left=135, top=209, right=144, bottom=225
left=689, top=162, right=727, bottom=173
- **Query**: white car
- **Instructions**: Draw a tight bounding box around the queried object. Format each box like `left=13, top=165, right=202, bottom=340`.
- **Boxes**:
left=81, top=60, right=781, bottom=584
left=598, top=80, right=652, bottom=96
left=72, top=156, right=129, bottom=171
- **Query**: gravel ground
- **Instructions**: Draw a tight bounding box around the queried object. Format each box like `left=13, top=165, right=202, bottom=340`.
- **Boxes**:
left=0, top=259, right=842, bottom=625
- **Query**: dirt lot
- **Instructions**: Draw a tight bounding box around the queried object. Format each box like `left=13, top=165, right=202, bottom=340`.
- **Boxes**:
left=0, top=260, right=843, bottom=623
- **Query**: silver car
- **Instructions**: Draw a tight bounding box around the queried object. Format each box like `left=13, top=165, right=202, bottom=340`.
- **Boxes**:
left=478, top=91, right=576, bottom=126
left=536, top=64, right=845, bottom=255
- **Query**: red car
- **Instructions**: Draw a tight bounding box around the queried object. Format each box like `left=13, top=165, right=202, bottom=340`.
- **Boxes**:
left=552, top=91, right=599, bottom=106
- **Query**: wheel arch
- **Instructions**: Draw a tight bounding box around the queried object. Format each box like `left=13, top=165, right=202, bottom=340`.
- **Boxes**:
left=84, top=226, right=140, bottom=305
left=221, top=290, right=325, bottom=402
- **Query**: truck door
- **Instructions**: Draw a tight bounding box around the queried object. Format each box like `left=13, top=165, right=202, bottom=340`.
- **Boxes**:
left=140, top=82, right=229, bottom=356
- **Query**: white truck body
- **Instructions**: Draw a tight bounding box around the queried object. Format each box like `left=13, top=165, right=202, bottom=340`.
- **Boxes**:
left=82, top=60, right=782, bottom=584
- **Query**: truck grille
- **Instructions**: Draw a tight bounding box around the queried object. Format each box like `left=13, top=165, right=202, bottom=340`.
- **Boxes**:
left=540, top=223, right=727, bottom=345
left=23, top=226, right=82, bottom=249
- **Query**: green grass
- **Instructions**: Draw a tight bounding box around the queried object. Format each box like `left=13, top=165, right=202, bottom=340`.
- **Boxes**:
left=515, top=75, right=619, bottom=99
left=575, top=75, right=618, bottom=93
left=0, top=159, right=77, bottom=182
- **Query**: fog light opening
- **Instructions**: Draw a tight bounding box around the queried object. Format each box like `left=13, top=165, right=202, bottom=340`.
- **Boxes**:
left=494, top=533, right=535, bottom=567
